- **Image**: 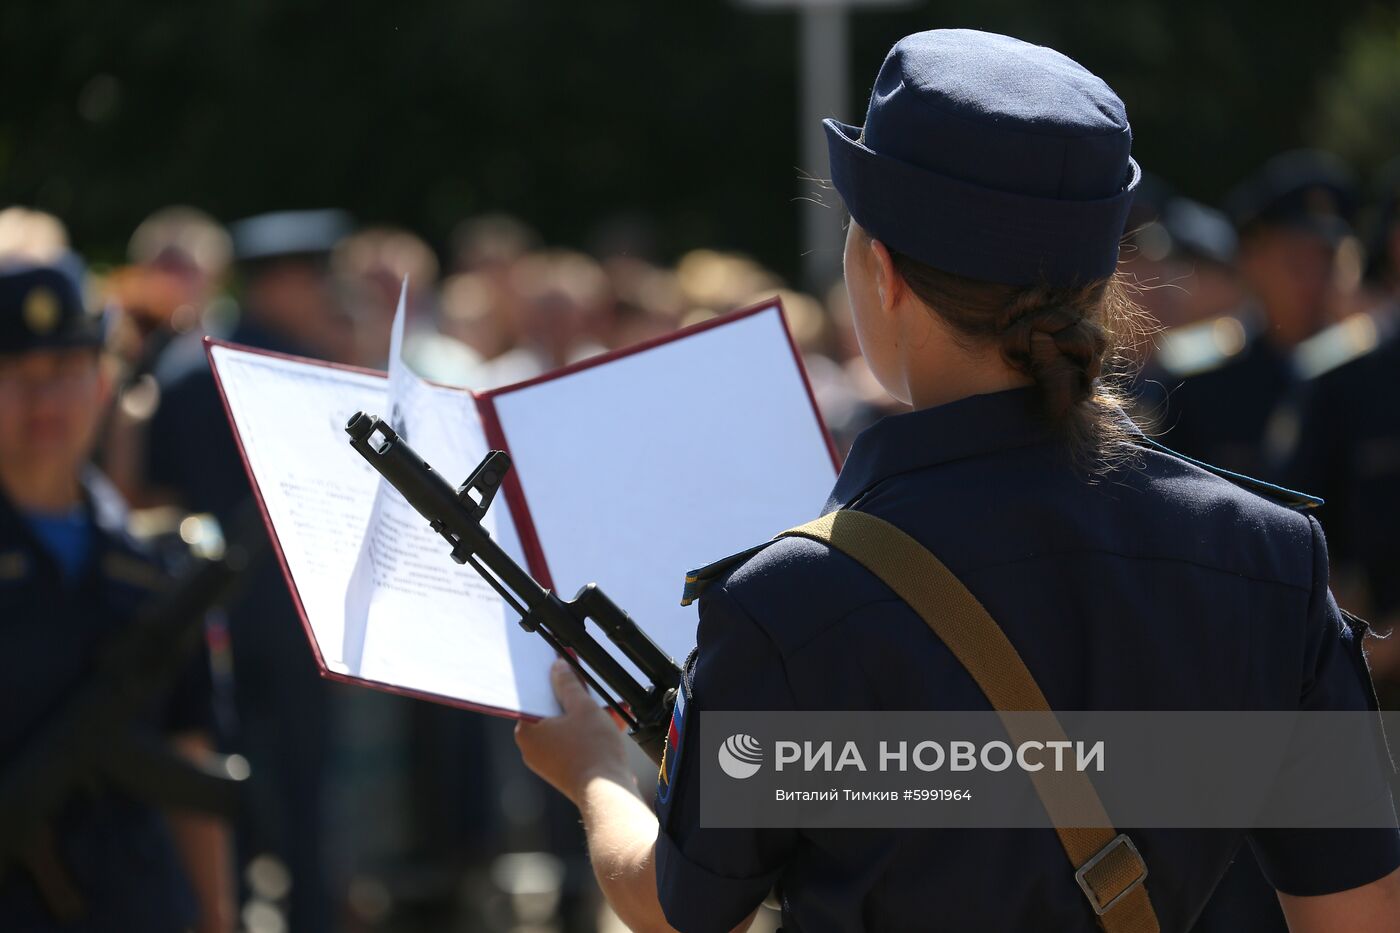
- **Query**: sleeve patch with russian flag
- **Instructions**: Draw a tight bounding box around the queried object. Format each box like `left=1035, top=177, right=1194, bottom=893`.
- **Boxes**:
left=656, top=684, right=687, bottom=805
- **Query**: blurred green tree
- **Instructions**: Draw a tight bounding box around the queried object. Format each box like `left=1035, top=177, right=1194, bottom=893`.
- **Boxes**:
left=0, top=0, right=1386, bottom=280
left=1311, top=9, right=1400, bottom=178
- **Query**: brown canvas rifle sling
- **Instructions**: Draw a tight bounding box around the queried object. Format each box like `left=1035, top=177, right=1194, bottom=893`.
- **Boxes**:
left=777, top=509, right=1159, bottom=933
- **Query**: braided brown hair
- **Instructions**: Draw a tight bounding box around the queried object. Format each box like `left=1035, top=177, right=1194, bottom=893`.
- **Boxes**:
left=884, top=243, right=1148, bottom=466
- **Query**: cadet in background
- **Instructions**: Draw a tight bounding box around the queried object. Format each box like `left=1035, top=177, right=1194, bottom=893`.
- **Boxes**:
left=139, top=209, right=353, bottom=933
left=100, top=206, right=234, bottom=507
left=0, top=261, right=232, bottom=931
left=1145, top=151, right=1357, bottom=479
left=1121, top=177, right=1244, bottom=408
left=1284, top=161, right=1400, bottom=707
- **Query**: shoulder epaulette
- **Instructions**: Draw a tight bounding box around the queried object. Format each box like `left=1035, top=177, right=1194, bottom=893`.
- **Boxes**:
left=680, top=541, right=775, bottom=607
left=101, top=551, right=170, bottom=592
left=1292, top=312, right=1385, bottom=381
left=1153, top=315, right=1250, bottom=378
left=1137, top=436, right=1323, bottom=512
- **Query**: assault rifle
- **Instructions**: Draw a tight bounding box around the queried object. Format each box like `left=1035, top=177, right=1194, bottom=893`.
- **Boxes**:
left=0, top=513, right=254, bottom=921
left=346, top=412, right=682, bottom=765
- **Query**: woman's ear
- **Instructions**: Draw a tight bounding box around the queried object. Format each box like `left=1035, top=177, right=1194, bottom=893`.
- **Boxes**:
left=868, top=237, right=902, bottom=313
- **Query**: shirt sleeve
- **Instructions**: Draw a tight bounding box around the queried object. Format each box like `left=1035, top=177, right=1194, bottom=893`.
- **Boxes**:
left=1246, top=516, right=1400, bottom=896
left=654, top=583, right=797, bottom=933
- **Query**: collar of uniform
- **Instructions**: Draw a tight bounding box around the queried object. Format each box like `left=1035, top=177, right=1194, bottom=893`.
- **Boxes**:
left=78, top=470, right=170, bottom=592
left=0, top=485, right=71, bottom=585
left=0, top=471, right=138, bottom=585
left=82, top=467, right=131, bottom=539
left=824, top=385, right=1056, bottom=513
left=0, top=489, right=39, bottom=580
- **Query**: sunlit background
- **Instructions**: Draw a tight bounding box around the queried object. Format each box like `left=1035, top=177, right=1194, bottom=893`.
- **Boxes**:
left=4, top=3, right=1400, bottom=932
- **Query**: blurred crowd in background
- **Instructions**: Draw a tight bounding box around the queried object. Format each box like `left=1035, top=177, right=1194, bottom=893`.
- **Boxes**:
left=2, top=136, right=1400, bottom=932
left=0, top=197, right=900, bottom=933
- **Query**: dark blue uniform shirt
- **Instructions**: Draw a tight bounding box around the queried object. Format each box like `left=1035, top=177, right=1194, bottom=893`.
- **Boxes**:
left=0, top=475, right=214, bottom=932
left=654, top=386, right=1399, bottom=933
left=1143, top=326, right=1297, bottom=483
left=1284, top=321, right=1400, bottom=626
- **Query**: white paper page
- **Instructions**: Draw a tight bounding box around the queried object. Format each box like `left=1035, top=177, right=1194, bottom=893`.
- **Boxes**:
left=345, top=283, right=558, bottom=715
left=209, top=345, right=385, bottom=670
left=489, top=304, right=837, bottom=681
left=212, top=337, right=556, bottom=716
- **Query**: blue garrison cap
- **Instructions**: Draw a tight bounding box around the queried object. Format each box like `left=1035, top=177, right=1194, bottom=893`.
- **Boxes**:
left=230, top=209, right=352, bottom=263
left=825, top=29, right=1140, bottom=287
left=0, top=264, right=102, bottom=356
left=1225, top=150, right=1356, bottom=242
left=1163, top=198, right=1237, bottom=266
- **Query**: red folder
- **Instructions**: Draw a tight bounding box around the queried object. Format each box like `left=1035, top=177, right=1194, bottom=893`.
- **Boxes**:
left=208, top=298, right=840, bottom=718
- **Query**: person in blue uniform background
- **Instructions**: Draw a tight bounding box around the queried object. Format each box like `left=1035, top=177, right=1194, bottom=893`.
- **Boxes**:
left=140, top=209, right=353, bottom=933
left=1142, top=151, right=1357, bottom=480
left=0, top=263, right=232, bottom=931
left=510, top=29, right=1400, bottom=933
left=1282, top=165, right=1400, bottom=708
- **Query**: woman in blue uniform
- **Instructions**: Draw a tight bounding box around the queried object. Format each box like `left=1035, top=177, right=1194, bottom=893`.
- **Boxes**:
left=515, top=29, right=1400, bottom=932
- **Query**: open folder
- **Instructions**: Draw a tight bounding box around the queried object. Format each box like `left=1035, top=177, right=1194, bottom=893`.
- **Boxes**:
left=208, top=298, right=840, bottom=719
